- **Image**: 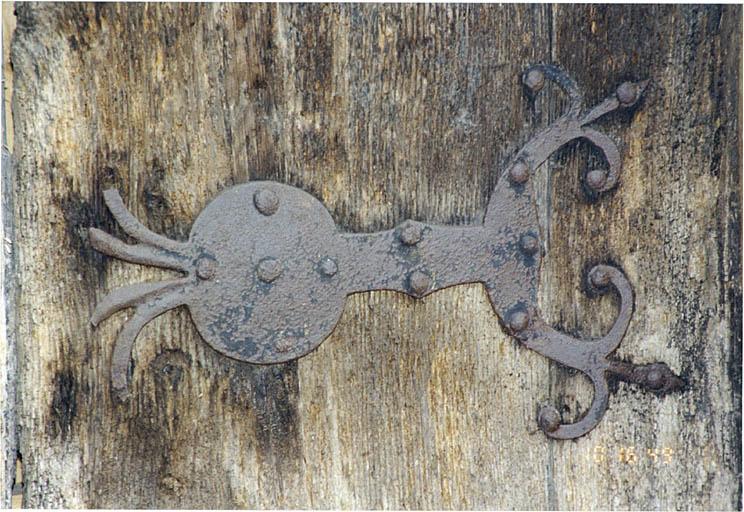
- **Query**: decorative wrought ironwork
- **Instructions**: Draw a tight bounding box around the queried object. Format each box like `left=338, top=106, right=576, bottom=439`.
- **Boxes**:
left=90, top=65, right=684, bottom=439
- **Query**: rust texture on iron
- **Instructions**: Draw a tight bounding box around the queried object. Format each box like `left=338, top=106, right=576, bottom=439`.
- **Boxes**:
left=89, top=64, right=684, bottom=439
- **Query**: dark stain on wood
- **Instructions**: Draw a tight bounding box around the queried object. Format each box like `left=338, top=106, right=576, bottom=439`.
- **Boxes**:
left=58, top=189, right=106, bottom=282
left=150, top=349, right=191, bottom=394
left=227, top=361, right=301, bottom=463
left=48, top=369, right=77, bottom=441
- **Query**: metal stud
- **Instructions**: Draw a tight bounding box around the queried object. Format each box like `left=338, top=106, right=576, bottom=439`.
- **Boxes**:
left=254, top=188, right=279, bottom=216
left=519, top=234, right=539, bottom=255
left=399, top=223, right=423, bottom=246
left=256, top=257, right=282, bottom=283
left=319, top=257, right=338, bottom=277
left=590, top=267, right=610, bottom=288
left=586, top=169, right=608, bottom=191
left=195, top=258, right=216, bottom=280
left=509, top=161, right=530, bottom=184
left=646, top=368, right=664, bottom=390
left=409, top=270, right=431, bottom=296
left=524, top=69, right=545, bottom=93
left=538, top=405, right=561, bottom=433
left=616, top=82, right=638, bottom=106
left=509, top=310, right=529, bottom=332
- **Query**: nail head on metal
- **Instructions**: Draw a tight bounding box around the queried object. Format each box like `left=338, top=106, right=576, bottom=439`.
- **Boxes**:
left=509, top=161, right=530, bottom=184
left=586, top=169, right=608, bottom=191
left=616, top=82, right=638, bottom=106
left=409, top=270, right=431, bottom=296
left=646, top=368, right=664, bottom=389
left=254, top=188, right=279, bottom=216
left=520, top=234, right=540, bottom=255
left=509, top=310, right=529, bottom=332
left=257, top=257, right=282, bottom=283
left=524, top=69, right=545, bottom=93
left=319, top=257, right=338, bottom=277
left=590, top=268, right=610, bottom=288
left=196, top=258, right=216, bottom=280
left=538, top=405, right=561, bottom=433
left=399, top=223, right=423, bottom=246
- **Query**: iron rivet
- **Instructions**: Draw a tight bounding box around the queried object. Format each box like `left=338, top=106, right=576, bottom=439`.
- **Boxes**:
left=646, top=368, right=664, bottom=390
left=520, top=234, right=539, bottom=255
left=590, top=268, right=611, bottom=288
left=409, top=270, right=431, bottom=296
left=256, top=257, right=282, bottom=283
left=538, top=406, right=561, bottom=433
left=586, top=169, right=608, bottom=191
left=616, top=82, right=638, bottom=106
left=524, top=69, right=545, bottom=93
left=319, top=257, right=338, bottom=277
left=253, top=188, right=279, bottom=216
left=399, top=223, right=423, bottom=246
left=195, top=258, right=216, bottom=280
left=509, top=161, right=530, bottom=184
left=509, top=310, right=529, bottom=332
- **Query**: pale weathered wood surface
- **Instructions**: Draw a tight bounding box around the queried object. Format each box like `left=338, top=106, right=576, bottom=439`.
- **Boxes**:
left=5, top=4, right=741, bottom=509
left=2, top=2, right=18, bottom=508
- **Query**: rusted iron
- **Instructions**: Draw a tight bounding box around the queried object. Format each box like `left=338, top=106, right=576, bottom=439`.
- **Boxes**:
left=90, top=64, right=683, bottom=439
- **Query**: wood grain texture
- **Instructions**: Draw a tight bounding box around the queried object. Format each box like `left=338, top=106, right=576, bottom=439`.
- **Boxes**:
left=2, top=3, right=18, bottom=508
left=7, top=3, right=741, bottom=509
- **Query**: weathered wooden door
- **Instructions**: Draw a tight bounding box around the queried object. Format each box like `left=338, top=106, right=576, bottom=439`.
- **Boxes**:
left=2, top=4, right=741, bottom=509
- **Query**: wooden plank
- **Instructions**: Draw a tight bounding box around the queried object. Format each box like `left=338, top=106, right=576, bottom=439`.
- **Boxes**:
left=2, top=2, right=18, bottom=508
left=7, top=4, right=740, bottom=508
left=542, top=6, right=742, bottom=509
